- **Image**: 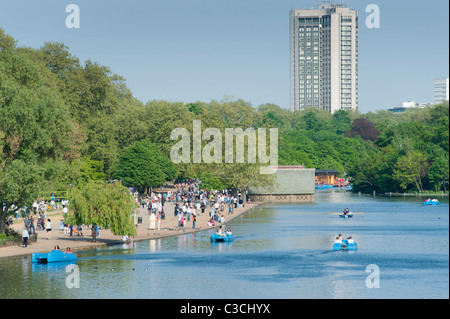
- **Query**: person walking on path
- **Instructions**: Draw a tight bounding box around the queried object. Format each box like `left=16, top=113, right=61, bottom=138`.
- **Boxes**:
left=46, top=219, right=52, bottom=239
left=29, top=215, right=35, bottom=234
left=24, top=216, right=30, bottom=234
left=22, top=228, right=30, bottom=247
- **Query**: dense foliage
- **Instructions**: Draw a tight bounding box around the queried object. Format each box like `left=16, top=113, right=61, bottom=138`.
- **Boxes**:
left=65, top=180, right=137, bottom=240
left=115, top=139, right=178, bottom=192
left=0, top=29, right=448, bottom=233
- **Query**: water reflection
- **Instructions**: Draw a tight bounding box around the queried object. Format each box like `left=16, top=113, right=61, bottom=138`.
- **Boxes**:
left=210, top=241, right=234, bottom=252
left=31, top=261, right=76, bottom=274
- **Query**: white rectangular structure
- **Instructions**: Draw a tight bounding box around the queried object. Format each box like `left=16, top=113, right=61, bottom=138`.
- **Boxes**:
left=290, top=4, right=359, bottom=113
left=434, top=77, right=449, bottom=104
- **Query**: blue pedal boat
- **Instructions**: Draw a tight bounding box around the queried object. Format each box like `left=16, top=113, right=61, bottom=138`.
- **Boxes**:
left=339, top=213, right=353, bottom=218
left=315, top=184, right=334, bottom=189
left=333, top=239, right=357, bottom=251
left=32, top=250, right=77, bottom=263
left=210, top=233, right=234, bottom=242
left=424, top=199, right=439, bottom=206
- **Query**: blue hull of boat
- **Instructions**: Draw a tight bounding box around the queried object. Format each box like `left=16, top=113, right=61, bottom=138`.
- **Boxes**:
left=32, top=250, right=77, bottom=263
left=333, top=240, right=357, bottom=251
left=339, top=214, right=353, bottom=218
left=210, top=233, right=234, bottom=242
left=316, top=185, right=334, bottom=189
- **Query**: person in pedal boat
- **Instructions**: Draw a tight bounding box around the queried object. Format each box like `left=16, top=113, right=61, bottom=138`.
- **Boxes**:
left=335, top=234, right=343, bottom=243
left=217, top=225, right=226, bottom=236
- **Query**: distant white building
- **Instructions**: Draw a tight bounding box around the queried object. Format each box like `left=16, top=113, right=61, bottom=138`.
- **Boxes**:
left=434, top=77, right=449, bottom=104
left=401, top=101, right=416, bottom=108
left=387, top=100, right=431, bottom=114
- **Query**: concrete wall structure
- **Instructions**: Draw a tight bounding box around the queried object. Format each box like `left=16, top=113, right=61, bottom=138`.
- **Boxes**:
left=250, top=166, right=315, bottom=203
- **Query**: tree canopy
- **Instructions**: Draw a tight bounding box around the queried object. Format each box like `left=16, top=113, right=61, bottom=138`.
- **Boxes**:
left=65, top=180, right=137, bottom=241
left=114, top=140, right=177, bottom=191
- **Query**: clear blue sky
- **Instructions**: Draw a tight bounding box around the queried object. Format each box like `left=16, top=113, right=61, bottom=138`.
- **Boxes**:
left=0, top=0, right=448, bottom=113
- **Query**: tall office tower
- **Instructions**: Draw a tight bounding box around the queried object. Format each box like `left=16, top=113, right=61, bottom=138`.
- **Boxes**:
left=290, top=4, right=359, bottom=113
left=434, top=77, right=449, bottom=104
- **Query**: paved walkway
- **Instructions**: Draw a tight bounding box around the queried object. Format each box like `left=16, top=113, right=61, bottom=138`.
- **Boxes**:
left=0, top=201, right=262, bottom=259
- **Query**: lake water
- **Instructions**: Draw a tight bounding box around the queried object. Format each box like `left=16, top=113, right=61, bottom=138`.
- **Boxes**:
left=0, top=191, right=448, bottom=299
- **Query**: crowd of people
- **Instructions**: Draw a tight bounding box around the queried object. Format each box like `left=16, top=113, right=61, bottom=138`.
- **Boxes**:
left=12, top=194, right=92, bottom=248
left=134, top=180, right=250, bottom=232
left=16, top=180, right=251, bottom=248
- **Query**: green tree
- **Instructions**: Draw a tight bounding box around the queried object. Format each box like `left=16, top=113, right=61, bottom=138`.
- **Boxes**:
left=54, top=156, right=107, bottom=189
left=429, top=102, right=449, bottom=152
left=142, top=100, right=193, bottom=156
left=427, top=152, right=449, bottom=192
left=0, top=29, right=16, bottom=52
left=393, top=151, right=429, bottom=192
left=187, top=102, right=203, bottom=115
left=38, top=42, right=80, bottom=80
left=0, top=160, right=44, bottom=234
left=302, top=111, right=321, bottom=131
left=1, top=30, right=72, bottom=233
left=347, top=145, right=399, bottom=193
left=115, top=140, right=177, bottom=192
left=82, top=114, right=120, bottom=176
left=258, top=103, right=291, bottom=129
left=331, top=110, right=352, bottom=135
left=198, top=172, right=227, bottom=191
left=66, top=181, right=137, bottom=242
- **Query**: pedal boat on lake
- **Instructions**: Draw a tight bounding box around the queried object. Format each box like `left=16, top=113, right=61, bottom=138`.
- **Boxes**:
left=32, top=250, right=77, bottom=263
left=315, top=184, right=334, bottom=189
left=333, top=239, right=357, bottom=251
left=210, top=233, right=234, bottom=242
left=339, top=213, right=353, bottom=218
left=424, top=199, right=439, bottom=206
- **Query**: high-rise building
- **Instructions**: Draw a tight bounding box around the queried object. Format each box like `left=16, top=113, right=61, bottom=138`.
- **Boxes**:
left=290, top=4, right=359, bottom=113
left=434, top=77, right=449, bottom=104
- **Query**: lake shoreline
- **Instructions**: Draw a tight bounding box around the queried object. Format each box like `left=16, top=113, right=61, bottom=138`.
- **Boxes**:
left=0, top=201, right=264, bottom=260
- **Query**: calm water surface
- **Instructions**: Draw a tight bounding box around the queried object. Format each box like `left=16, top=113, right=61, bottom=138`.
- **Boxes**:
left=0, top=191, right=448, bottom=299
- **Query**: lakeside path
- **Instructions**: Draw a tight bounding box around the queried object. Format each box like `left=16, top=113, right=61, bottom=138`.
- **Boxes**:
left=0, top=201, right=262, bottom=259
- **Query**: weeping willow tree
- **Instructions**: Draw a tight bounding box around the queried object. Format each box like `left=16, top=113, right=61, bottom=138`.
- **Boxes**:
left=66, top=180, right=137, bottom=242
